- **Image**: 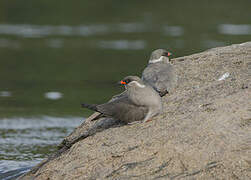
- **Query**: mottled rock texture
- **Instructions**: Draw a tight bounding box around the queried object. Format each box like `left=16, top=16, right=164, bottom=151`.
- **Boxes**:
left=22, top=42, right=251, bottom=180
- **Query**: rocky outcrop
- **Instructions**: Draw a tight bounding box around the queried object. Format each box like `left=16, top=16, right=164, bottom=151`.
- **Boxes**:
left=21, top=42, right=251, bottom=179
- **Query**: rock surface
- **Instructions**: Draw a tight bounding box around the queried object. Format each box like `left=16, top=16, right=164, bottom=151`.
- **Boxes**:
left=22, top=42, right=251, bottom=179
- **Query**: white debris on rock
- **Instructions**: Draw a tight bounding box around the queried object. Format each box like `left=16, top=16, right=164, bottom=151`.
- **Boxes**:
left=218, top=72, right=230, bottom=81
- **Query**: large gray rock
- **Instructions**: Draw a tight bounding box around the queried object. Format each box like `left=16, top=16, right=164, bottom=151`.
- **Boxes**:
left=21, top=42, right=251, bottom=179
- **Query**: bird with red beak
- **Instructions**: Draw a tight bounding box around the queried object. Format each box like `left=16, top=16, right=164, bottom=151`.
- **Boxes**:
left=82, top=76, right=162, bottom=123
left=142, top=49, right=177, bottom=97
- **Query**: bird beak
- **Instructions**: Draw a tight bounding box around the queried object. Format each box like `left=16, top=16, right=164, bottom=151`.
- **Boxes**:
left=118, top=80, right=126, bottom=85
left=120, top=80, right=127, bottom=85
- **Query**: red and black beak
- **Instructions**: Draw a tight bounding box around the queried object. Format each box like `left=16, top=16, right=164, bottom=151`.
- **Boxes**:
left=167, top=52, right=172, bottom=56
left=118, top=80, right=127, bottom=86
left=163, top=51, right=172, bottom=57
left=120, top=80, right=127, bottom=85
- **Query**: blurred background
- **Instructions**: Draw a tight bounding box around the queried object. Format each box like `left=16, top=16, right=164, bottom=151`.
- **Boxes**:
left=0, top=0, right=251, bottom=177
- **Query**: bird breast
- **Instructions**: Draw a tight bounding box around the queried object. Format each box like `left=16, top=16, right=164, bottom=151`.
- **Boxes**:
left=127, top=86, right=162, bottom=109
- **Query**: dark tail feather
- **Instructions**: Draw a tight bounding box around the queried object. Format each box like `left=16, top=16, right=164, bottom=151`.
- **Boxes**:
left=81, top=103, right=98, bottom=112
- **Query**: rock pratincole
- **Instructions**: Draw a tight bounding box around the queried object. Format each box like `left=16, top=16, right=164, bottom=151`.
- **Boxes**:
left=81, top=76, right=162, bottom=123
left=142, top=49, right=177, bottom=97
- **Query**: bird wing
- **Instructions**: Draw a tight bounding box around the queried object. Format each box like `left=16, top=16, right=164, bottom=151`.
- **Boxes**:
left=156, top=64, right=177, bottom=91
left=97, top=96, right=148, bottom=123
left=109, top=90, right=127, bottom=102
left=142, top=63, right=177, bottom=93
left=142, top=64, right=159, bottom=91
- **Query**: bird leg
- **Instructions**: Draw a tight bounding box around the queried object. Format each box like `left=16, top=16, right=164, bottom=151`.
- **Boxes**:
left=143, top=111, right=153, bottom=123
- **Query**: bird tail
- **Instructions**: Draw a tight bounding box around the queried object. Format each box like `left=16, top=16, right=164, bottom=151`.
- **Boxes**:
left=81, top=103, right=98, bottom=112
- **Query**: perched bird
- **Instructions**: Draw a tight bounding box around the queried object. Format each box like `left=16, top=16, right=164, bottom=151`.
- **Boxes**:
left=81, top=76, right=162, bottom=123
left=142, top=49, right=177, bottom=97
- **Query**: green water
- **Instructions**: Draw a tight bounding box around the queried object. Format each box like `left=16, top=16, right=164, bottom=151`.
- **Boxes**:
left=0, top=0, right=250, bottom=118
left=0, top=0, right=251, bottom=177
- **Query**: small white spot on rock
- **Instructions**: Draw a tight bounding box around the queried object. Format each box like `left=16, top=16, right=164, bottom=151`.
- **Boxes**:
left=218, top=72, right=230, bottom=81
left=0, top=91, right=12, bottom=97
left=44, top=92, right=63, bottom=100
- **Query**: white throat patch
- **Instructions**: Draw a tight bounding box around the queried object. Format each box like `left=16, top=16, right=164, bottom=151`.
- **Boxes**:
left=129, top=81, right=146, bottom=88
left=149, top=56, right=165, bottom=64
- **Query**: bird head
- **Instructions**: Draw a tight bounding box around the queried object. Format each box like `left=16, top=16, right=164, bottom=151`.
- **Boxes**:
left=148, top=49, right=172, bottom=64
left=119, top=76, right=145, bottom=88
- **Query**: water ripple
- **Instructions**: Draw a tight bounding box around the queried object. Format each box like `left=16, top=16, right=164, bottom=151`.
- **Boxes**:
left=0, top=23, right=185, bottom=38
left=218, top=24, right=251, bottom=35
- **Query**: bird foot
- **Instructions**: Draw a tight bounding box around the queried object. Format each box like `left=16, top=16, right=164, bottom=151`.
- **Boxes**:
left=144, top=119, right=152, bottom=123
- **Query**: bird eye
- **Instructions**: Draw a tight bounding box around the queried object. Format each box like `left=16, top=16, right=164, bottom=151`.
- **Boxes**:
left=162, top=52, right=168, bottom=56
left=163, top=52, right=172, bottom=57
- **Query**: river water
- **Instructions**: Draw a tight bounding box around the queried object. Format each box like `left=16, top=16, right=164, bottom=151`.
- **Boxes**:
left=0, top=0, right=251, bottom=179
left=0, top=116, right=82, bottom=179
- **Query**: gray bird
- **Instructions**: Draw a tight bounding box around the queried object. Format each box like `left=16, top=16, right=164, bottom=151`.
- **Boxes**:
left=142, top=49, right=177, bottom=97
left=81, top=76, right=162, bottom=123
